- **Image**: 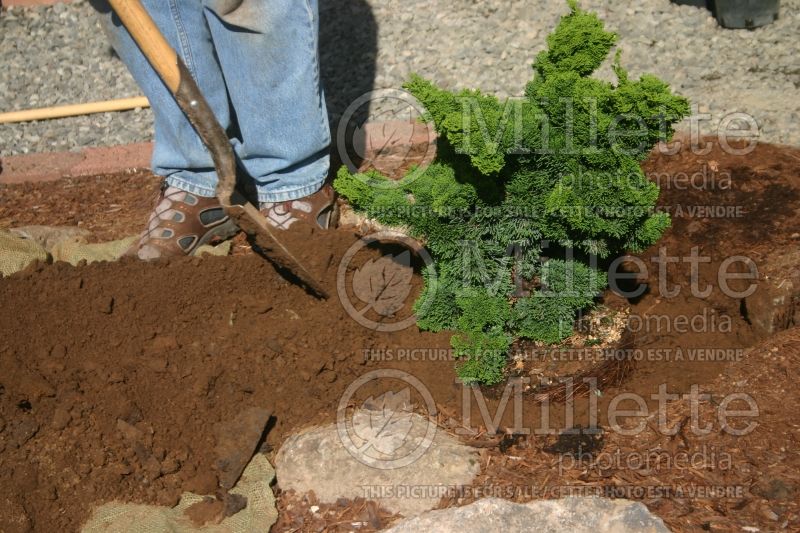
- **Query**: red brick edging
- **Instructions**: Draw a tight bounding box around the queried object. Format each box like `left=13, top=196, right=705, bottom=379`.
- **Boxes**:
left=0, top=119, right=437, bottom=184
left=0, top=142, right=153, bottom=184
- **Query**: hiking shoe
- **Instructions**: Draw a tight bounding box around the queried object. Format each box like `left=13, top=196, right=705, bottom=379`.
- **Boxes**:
left=259, top=183, right=339, bottom=231
left=129, top=182, right=239, bottom=260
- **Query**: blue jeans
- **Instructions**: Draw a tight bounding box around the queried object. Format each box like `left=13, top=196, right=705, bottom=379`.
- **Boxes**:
left=97, top=0, right=330, bottom=202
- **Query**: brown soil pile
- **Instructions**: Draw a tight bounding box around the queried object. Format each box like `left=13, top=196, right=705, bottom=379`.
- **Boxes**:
left=628, top=140, right=799, bottom=392
left=0, top=139, right=798, bottom=532
left=0, top=227, right=454, bottom=532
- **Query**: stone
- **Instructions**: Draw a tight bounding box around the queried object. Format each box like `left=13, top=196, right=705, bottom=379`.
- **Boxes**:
left=51, top=407, right=71, bottom=430
left=49, top=344, right=67, bottom=358
left=115, top=419, right=143, bottom=442
left=96, top=296, right=115, bottom=315
left=143, top=456, right=162, bottom=480
left=15, top=370, right=55, bottom=401
left=145, top=335, right=179, bottom=355
left=383, top=497, right=670, bottom=533
left=214, top=407, right=272, bottom=490
left=11, top=418, right=39, bottom=448
left=109, top=462, right=132, bottom=477
left=184, top=497, right=225, bottom=527
left=743, top=249, right=800, bottom=339
left=275, top=408, right=480, bottom=517
left=184, top=470, right=219, bottom=496
left=161, top=456, right=181, bottom=475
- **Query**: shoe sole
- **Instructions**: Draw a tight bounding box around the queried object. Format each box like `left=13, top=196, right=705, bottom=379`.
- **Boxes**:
left=189, top=218, right=240, bottom=255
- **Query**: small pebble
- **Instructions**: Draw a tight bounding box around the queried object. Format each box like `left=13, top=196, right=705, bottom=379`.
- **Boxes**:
left=110, top=462, right=132, bottom=476
left=50, top=344, right=68, bottom=358
left=51, top=407, right=72, bottom=430
left=161, top=456, right=181, bottom=475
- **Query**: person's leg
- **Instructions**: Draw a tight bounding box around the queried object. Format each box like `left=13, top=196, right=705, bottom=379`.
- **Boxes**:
left=203, top=0, right=331, bottom=203
left=93, top=0, right=230, bottom=197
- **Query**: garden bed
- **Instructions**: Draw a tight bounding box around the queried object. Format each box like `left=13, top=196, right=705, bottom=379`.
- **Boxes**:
left=0, top=138, right=799, bottom=531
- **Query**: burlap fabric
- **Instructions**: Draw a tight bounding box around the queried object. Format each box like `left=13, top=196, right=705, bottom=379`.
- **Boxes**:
left=82, top=455, right=278, bottom=533
left=0, top=226, right=230, bottom=277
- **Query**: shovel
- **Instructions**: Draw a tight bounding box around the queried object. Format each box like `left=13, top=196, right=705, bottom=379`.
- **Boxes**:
left=108, top=0, right=328, bottom=299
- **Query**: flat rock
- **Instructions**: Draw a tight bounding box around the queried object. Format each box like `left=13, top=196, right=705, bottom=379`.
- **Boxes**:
left=383, top=497, right=671, bottom=533
left=275, top=408, right=480, bottom=517
left=214, top=407, right=272, bottom=490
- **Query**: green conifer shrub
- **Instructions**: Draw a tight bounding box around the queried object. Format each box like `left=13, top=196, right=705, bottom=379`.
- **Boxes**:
left=335, top=1, right=690, bottom=384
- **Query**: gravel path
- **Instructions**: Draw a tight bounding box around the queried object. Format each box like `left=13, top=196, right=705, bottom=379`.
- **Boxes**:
left=1, top=0, right=798, bottom=156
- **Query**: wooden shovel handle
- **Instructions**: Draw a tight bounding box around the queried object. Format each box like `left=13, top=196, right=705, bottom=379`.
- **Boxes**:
left=106, top=0, right=237, bottom=204
left=107, top=0, right=180, bottom=92
left=106, top=0, right=329, bottom=298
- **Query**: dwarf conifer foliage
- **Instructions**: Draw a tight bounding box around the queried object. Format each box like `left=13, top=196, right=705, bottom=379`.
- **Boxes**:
left=335, top=2, right=690, bottom=384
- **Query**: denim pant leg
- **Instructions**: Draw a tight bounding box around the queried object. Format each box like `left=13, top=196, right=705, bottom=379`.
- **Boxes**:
left=203, top=0, right=331, bottom=202
left=95, top=0, right=229, bottom=198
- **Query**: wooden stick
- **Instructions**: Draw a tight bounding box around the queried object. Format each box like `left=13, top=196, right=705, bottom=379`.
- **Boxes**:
left=0, top=96, right=150, bottom=124
left=107, top=0, right=180, bottom=92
